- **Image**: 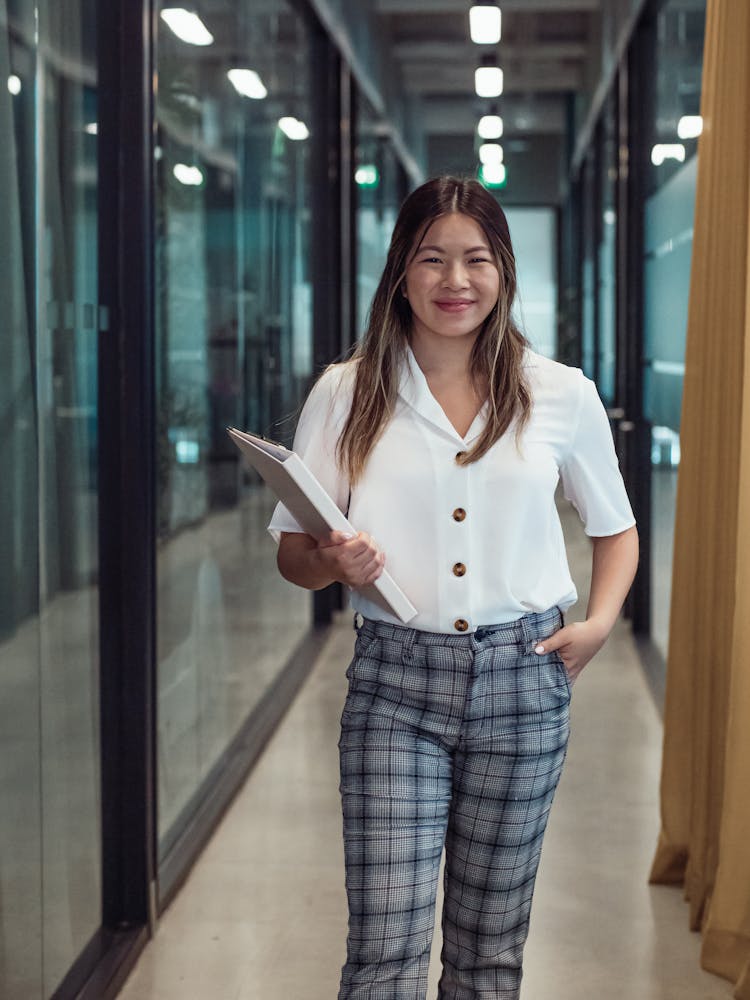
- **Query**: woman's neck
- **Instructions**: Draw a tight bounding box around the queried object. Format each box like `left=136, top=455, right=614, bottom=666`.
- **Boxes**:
left=408, top=330, right=477, bottom=381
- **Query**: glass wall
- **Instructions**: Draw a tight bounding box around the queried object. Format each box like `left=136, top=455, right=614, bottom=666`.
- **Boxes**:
left=642, top=0, right=705, bottom=656
left=505, top=207, right=558, bottom=358
left=1, top=0, right=101, bottom=996
left=155, top=0, right=314, bottom=849
left=1, top=0, right=423, bottom=993
left=558, top=170, right=582, bottom=367
left=597, top=90, right=617, bottom=405
left=562, top=0, right=706, bottom=661
left=354, top=93, right=406, bottom=340
left=573, top=107, right=615, bottom=389
left=581, top=148, right=597, bottom=379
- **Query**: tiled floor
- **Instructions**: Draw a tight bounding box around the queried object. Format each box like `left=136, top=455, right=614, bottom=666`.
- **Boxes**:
left=118, top=504, right=733, bottom=1000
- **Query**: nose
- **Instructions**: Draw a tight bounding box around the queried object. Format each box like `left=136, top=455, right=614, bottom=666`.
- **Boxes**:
left=442, top=260, right=470, bottom=289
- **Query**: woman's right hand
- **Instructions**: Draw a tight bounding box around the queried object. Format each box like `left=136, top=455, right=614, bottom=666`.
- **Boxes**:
left=315, top=530, right=385, bottom=588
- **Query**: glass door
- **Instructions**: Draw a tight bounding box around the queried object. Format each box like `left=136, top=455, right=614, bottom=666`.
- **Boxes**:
left=1, top=1, right=43, bottom=989
left=1, top=0, right=102, bottom=995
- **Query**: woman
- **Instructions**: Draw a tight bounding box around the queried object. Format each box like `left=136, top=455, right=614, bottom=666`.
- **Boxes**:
left=269, top=176, right=638, bottom=1000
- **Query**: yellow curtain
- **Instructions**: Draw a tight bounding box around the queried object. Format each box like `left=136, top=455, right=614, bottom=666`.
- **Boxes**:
left=649, top=0, right=750, bottom=996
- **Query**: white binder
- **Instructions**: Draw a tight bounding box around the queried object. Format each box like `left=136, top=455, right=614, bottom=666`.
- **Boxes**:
left=227, top=427, right=418, bottom=624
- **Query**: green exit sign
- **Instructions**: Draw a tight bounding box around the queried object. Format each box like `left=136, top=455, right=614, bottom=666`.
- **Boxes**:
left=355, top=164, right=380, bottom=188
left=479, top=163, right=507, bottom=189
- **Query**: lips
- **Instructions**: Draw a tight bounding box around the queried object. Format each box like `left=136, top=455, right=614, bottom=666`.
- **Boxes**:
left=435, top=299, right=475, bottom=312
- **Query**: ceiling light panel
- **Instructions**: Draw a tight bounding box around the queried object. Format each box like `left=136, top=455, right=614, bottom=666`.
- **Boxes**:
left=475, top=66, right=503, bottom=98
left=479, top=143, right=503, bottom=164
left=227, top=69, right=267, bottom=99
left=677, top=115, right=703, bottom=139
left=478, top=114, right=503, bottom=139
left=278, top=117, right=309, bottom=141
left=161, top=8, right=214, bottom=46
left=470, top=5, right=501, bottom=45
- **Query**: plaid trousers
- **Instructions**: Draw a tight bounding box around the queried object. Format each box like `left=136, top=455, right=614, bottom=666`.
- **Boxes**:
left=337, top=606, right=571, bottom=1000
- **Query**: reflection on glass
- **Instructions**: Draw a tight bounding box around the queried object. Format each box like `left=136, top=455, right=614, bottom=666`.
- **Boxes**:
left=651, top=426, right=680, bottom=658
left=155, top=0, right=313, bottom=848
left=644, top=1, right=705, bottom=200
left=597, top=94, right=616, bottom=405
left=640, top=1, right=706, bottom=656
left=1, top=0, right=101, bottom=996
left=39, top=1, right=101, bottom=985
left=504, top=208, right=557, bottom=358
left=355, top=94, right=406, bottom=339
left=643, top=0, right=706, bottom=657
left=1, top=3, right=42, bottom=995
left=581, top=149, right=596, bottom=379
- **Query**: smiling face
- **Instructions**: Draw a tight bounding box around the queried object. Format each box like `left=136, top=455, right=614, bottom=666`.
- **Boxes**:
left=402, top=212, right=501, bottom=350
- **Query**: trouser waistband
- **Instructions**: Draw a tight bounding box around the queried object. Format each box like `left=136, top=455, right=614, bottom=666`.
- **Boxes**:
left=354, top=606, right=563, bottom=650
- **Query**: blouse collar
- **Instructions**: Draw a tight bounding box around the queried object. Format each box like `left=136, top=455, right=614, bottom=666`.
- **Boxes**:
left=397, top=343, right=490, bottom=446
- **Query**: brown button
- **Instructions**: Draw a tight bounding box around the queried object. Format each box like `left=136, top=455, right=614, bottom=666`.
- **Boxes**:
left=452, top=508, right=467, bottom=522
left=455, top=451, right=467, bottom=462
left=452, top=562, right=466, bottom=577
left=454, top=618, right=469, bottom=632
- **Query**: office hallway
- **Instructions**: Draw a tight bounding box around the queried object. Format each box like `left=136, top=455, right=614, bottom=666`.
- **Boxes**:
left=118, top=504, right=732, bottom=1000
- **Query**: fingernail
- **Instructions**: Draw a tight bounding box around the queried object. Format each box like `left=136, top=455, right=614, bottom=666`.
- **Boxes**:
left=341, top=532, right=354, bottom=539
left=535, top=644, right=545, bottom=654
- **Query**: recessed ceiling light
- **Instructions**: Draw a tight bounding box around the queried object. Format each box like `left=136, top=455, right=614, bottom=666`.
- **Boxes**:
left=470, top=4, right=502, bottom=45
left=651, top=143, right=686, bottom=166
left=478, top=115, right=503, bottom=139
left=278, top=117, right=309, bottom=141
left=475, top=66, right=503, bottom=98
left=677, top=115, right=702, bottom=139
left=479, top=143, right=503, bottom=165
left=173, top=163, right=205, bottom=186
left=161, top=9, right=214, bottom=46
left=227, top=69, right=267, bottom=99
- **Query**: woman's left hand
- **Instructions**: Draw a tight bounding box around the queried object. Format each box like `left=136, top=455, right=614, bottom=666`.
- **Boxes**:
left=537, top=527, right=639, bottom=685
left=533, top=618, right=611, bottom=684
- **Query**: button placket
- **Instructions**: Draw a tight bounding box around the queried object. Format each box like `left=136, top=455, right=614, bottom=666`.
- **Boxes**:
left=448, top=446, right=472, bottom=634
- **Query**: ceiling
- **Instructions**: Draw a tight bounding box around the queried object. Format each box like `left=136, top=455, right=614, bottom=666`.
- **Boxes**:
left=369, top=0, right=601, bottom=197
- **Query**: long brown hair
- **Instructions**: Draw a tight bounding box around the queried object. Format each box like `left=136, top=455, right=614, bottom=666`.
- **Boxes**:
left=337, top=176, right=532, bottom=483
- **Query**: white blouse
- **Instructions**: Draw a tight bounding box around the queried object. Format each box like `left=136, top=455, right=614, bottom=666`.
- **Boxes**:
left=268, top=346, right=636, bottom=634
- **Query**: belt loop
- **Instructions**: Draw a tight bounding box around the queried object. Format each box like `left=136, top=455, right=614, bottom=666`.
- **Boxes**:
left=401, top=625, right=417, bottom=661
left=520, top=613, right=533, bottom=647
left=525, top=610, right=545, bottom=649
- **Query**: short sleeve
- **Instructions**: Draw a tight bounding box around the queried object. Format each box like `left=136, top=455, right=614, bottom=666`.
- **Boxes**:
left=266, top=364, right=353, bottom=543
left=559, top=373, right=636, bottom=537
